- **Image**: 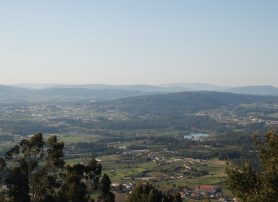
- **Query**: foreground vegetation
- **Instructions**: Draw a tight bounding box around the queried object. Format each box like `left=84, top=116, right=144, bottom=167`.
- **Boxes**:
left=226, top=130, right=278, bottom=201
left=0, top=133, right=114, bottom=202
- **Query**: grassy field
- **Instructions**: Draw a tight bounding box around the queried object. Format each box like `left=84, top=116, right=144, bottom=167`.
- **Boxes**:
left=48, top=133, right=101, bottom=143
left=66, top=153, right=231, bottom=192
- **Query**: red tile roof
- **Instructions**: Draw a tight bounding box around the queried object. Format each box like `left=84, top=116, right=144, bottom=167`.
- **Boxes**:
left=194, top=185, right=220, bottom=193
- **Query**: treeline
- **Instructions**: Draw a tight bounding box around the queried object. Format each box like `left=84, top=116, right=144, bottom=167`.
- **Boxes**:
left=99, top=115, right=225, bottom=132
left=142, top=133, right=258, bottom=162
left=83, top=131, right=258, bottom=162
left=68, top=142, right=119, bottom=155
left=0, top=120, right=60, bottom=135
left=226, top=130, right=278, bottom=201
left=0, top=133, right=114, bottom=202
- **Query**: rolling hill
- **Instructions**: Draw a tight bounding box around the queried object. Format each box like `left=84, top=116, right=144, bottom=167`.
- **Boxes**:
left=227, top=85, right=278, bottom=96
left=97, top=91, right=278, bottom=116
left=1, top=84, right=278, bottom=103
left=0, top=85, right=156, bottom=103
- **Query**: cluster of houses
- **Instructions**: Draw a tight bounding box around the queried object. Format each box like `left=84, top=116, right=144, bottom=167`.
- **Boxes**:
left=111, top=182, right=135, bottom=193
left=118, top=145, right=208, bottom=167
left=115, top=147, right=239, bottom=201
left=180, top=185, right=222, bottom=200
left=112, top=183, right=239, bottom=202
left=178, top=185, right=240, bottom=201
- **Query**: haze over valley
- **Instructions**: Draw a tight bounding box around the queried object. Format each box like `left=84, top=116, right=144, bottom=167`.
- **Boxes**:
left=1, top=1, right=278, bottom=201
left=1, top=83, right=278, bottom=103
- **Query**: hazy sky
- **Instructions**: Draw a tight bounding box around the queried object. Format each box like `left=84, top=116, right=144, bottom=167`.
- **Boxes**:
left=0, top=1, right=277, bottom=86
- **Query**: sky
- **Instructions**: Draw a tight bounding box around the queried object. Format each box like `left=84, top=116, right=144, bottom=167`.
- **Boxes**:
left=0, top=0, right=277, bottom=86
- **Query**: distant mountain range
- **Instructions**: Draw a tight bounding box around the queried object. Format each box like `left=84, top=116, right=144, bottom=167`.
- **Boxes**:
left=0, top=83, right=278, bottom=103
left=159, top=83, right=226, bottom=91
left=226, top=85, right=278, bottom=96
left=0, top=85, right=154, bottom=103
left=14, top=83, right=189, bottom=92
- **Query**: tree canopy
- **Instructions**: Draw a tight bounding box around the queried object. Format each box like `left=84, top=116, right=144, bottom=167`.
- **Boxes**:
left=226, top=130, right=278, bottom=202
left=0, top=133, right=114, bottom=202
left=126, top=183, right=182, bottom=202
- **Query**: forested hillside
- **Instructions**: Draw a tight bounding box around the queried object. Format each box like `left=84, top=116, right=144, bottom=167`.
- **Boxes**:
left=98, top=91, right=278, bottom=116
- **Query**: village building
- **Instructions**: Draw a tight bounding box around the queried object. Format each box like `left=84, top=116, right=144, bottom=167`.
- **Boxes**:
left=194, top=185, right=222, bottom=198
